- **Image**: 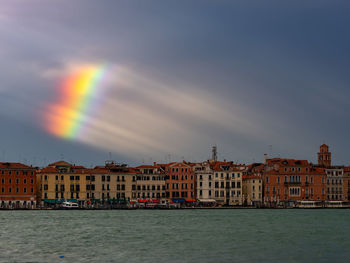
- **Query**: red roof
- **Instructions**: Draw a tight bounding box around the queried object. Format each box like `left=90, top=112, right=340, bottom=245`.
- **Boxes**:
left=266, top=158, right=309, bottom=166
left=0, top=162, right=34, bottom=169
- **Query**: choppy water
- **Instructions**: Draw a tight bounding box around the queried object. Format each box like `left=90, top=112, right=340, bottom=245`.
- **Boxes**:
left=0, top=209, right=349, bottom=263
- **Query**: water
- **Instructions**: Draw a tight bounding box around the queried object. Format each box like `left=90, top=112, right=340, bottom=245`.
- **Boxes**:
left=0, top=209, right=349, bottom=263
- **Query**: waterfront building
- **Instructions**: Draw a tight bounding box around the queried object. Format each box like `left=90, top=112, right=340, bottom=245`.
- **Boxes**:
left=37, top=161, right=89, bottom=205
left=135, top=164, right=166, bottom=200
left=195, top=161, right=215, bottom=202
left=325, top=167, right=344, bottom=201
left=101, top=162, right=137, bottom=203
left=165, top=162, right=196, bottom=201
left=343, top=167, right=350, bottom=202
left=38, top=161, right=139, bottom=206
left=263, top=158, right=326, bottom=207
left=212, top=162, right=245, bottom=206
left=0, top=162, right=37, bottom=208
left=243, top=163, right=264, bottom=206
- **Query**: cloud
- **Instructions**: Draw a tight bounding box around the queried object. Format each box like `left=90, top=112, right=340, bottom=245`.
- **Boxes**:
left=40, top=62, right=267, bottom=158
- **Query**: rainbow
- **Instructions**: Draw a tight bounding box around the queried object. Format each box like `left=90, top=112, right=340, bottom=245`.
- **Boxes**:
left=45, top=65, right=108, bottom=139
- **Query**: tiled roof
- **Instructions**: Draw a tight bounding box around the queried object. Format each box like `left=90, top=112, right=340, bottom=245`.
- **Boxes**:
left=0, top=162, right=34, bottom=169
left=266, top=158, right=309, bottom=166
left=48, top=160, right=72, bottom=167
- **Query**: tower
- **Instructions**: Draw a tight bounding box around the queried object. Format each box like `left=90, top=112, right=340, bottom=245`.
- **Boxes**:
left=318, top=144, right=331, bottom=167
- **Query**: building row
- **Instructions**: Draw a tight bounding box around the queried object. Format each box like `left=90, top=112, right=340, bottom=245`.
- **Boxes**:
left=0, top=144, right=349, bottom=208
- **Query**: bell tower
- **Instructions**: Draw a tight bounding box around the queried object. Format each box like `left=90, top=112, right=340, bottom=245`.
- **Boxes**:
left=318, top=144, right=331, bottom=167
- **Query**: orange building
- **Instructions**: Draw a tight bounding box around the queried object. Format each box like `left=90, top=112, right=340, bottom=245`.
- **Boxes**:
left=264, top=158, right=326, bottom=207
left=0, top=162, right=37, bottom=208
left=164, top=162, right=196, bottom=202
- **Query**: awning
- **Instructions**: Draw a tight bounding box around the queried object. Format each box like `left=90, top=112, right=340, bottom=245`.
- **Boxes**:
left=198, top=199, right=216, bottom=203
left=138, top=200, right=149, bottom=203
left=172, top=198, right=185, bottom=203
left=185, top=199, right=196, bottom=202
left=44, top=199, right=77, bottom=204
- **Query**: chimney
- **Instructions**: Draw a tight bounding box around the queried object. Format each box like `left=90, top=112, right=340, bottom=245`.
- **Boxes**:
left=264, top=154, right=268, bottom=164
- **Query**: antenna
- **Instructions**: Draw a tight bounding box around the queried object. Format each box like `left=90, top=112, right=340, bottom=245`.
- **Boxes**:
left=212, top=145, right=217, bottom=162
left=268, top=145, right=272, bottom=156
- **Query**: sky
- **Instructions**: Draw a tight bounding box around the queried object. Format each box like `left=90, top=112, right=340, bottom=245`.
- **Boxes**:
left=0, top=0, right=349, bottom=167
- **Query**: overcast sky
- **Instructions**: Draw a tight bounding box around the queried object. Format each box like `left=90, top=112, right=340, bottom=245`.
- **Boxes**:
left=0, top=0, right=349, bottom=167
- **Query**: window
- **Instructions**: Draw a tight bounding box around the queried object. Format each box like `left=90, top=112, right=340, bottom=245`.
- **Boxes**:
left=70, top=176, right=74, bottom=180
left=277, top=177, right=280, bottom=184
left=24, top=187, right=27, bottom=193
left=24, top=179, right=27, bottom=184
left=266, top=177, right=269, bottom=183
left=199, top=190, right=202, bottom=196
left=75, top=176, right=80, bottom=180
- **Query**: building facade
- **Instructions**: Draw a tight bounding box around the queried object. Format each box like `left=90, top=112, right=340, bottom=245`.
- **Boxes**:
left=165, top=162, right=196, bottom=200
left=135, top=164, right=166, bottom=200
left=0, top=162, right=37, bottom=208
left=325, top=167, right=344, bottom=201
left=264, top=158, right=326, bottom=206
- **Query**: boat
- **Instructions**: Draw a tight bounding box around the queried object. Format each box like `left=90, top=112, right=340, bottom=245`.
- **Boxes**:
left=61, top=201, right=79, bottom=209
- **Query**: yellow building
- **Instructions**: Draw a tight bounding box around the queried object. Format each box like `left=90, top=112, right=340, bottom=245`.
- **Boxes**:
left=135, top=165, right=166, bottom=200
left=37, top=161, right=88, bottom=205
left=242, top=175, right=262, bottom=206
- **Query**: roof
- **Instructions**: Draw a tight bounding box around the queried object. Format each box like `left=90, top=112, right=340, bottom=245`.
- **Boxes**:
left=48, top=161, right=72, bottom=167
left=136, top=165, right=157, bottom=168
left=0, top=162, right=34, bottom=169
left=344, top=167, right=350, bottom=172
left=266, top=158, right=309, bottom=166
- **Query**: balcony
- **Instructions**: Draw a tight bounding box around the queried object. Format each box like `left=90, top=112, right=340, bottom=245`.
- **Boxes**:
left=284, top=182, right=301, bottom=185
